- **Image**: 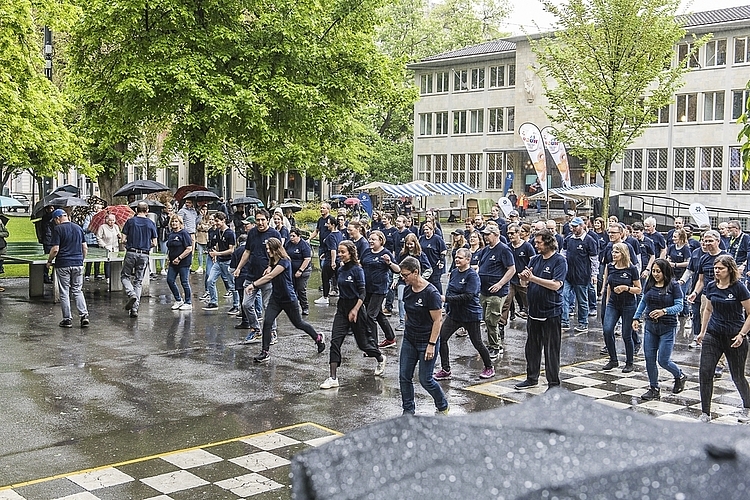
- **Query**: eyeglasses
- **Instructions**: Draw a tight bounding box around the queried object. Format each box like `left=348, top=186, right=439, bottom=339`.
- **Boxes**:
left=607, top=231, right=621, bottom=235
left=400, top=271, right=413, bottom=279
left=255, top=218, right=267, bottom=222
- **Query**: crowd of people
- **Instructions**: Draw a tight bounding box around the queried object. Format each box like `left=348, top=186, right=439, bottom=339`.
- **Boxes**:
left=39, top=196, right=750, bottom=420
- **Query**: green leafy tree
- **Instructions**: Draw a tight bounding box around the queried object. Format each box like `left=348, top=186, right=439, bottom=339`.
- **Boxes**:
left=531, top=0, right=708, bottom=220
left=738, top=80, right=750, bottom=179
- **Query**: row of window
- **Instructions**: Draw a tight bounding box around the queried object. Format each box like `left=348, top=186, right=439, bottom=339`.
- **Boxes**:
left=668, top=89, right=750, bottom=123
left=418, top=107, right=516, bottom=136
left=419, top=64, right=516, bottom=95
left=679, top=35, right=750, bottom=68
left=417, top=152, right=519, bottom=191
left=622, top=146, right=744, bottom=192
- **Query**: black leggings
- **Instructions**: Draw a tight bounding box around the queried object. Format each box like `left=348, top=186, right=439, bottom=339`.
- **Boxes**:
left=699, top=331, right=750, bottom=415
left=364, top=292, right=395, bottom=342
left=438, top=316, right=492, bottom=372
left=261, top=298, right=318, bottom=352
left=321, top=262, right=336, bottom=298
left=329, top=298, right=382, bottom=367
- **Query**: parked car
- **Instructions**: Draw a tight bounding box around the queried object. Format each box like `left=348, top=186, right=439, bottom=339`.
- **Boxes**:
left=9, top=194, right=30, bottom=213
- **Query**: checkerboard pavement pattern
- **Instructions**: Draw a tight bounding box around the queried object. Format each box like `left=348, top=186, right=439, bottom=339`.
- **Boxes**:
left=0, top=424, right=340, bottom=500
left=468, top=358, right=750, bottom=425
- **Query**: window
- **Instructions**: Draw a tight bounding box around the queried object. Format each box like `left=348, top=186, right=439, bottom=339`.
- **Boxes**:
left=434, top=154, right=448, bottom=183
left=436, top=72, right=449, bottom=93
left=622, top=149, right=643, bottom=190
left=417, top=155, right=431, bottom=182
left=435, top=112, right=449, bottom=135
left=676, top=93, right=697, bottom=122
left=454, top=69, right=468, bottom=92
left=507, top=107, right=515, bottom=132
left=652, top=105, right=669, bottom=124
left=705, top=39, right=727, bottom=67
left=678, top=42, right=699, bottom=68
left=735, top=36, right=750, bottom=64
left=729, top=146, right=750, bottom=191
left=451, top=154, right=466, bottom=183
left=468, top=153, right=482, bottom=189
left=700, top=147, right=723, bottom=191
left=469, top=109, right=483, bottom=133
left=732, top=89, right=750, bottom=120
left=487, top=153, right=505, bottom=190
left=488, top=108, right=503, bottom=132
left=646, top=148, right=667, bottom=190
left=704, top=91, right=725, bottom=121
left=471, top=68, right=484, bottom=90
left=419, top=74, right=433, bottom=95
left=418, top=113, right=432, bottom=136
left=673, top=148, right=695, bottom=191
left=488, top=64, right=516, bottom=88
left=453, top=110, right=467, bottom=135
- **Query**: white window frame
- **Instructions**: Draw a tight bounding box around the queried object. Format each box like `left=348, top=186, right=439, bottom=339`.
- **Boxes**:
left=676, top=93, right=697, bottom=123
left=700, top=146, right=723, bottom=191
left=468, top=153, right=482, bottom=189
left=451, top=154, right=467, bottom=183
left=678, top=42, right=699, bottom=68
left=419, top=74, right=433, bottom=95
left=433, top=154, right=448, bottom=183
left=622, top=149, right=643, bottom=191
left=646, top=148, right=668, bottom=191
left=436, top=72, right=449, bottom=93
left=470, top=68, right=484, bottom=90
left=488, top=108, right=503, bottom=132
left=454, top=69, right=468, bottom=92
left=729, top=146, right=750, bottom=191
left=486, top=153, right=505, bottom=190
left=435, top=112, right=449, bottom=136
left=417, top=155, right=431, bottom=182
left=703, top=91, right=725, bottom=122
left=732, top=89, right=750, bottom=120
left=469, top=109, right=483, bottom=134
left=705, top=39, right=727, bottom=67
left=734, top=36, right=750, bottom=64
left=453, top=110, right=468, bottom=135
left=673, top=147, right=696, bottom=191
left=418, top=113, right=433, bottom=136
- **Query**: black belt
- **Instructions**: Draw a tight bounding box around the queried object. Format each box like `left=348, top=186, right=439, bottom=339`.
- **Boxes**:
left=126, top=248, right=150, bottom=254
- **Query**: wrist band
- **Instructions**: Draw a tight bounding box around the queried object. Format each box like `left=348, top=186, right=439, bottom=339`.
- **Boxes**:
left=428, top=341, right=436, bottom=346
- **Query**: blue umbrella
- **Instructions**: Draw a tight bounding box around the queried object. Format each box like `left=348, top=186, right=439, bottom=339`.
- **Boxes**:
left=0, top=196, right=23, bottom=208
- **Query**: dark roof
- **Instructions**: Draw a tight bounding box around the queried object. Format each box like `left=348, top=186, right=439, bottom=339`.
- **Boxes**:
left=680, top=5, right=750, bottom=27
left=421, top=39, right=516, bottom=62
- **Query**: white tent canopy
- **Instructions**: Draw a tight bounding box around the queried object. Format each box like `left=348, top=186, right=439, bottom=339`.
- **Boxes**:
left=527, top=183, right=622, bottom=202
left=356, top=181, right=477, bottom=197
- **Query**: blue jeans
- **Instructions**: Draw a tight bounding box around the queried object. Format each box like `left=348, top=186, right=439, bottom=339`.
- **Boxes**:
left=399, top=336, right=448, bottom=414
left=56, top=266, right=88, bottom=319
left=396, top=284, right=406, bottom=326
left=206, top=260, right=234, bottom=305
left=678, top=281, right=690, bottom=316
left=563, top=281, right=589, bottom=327
left=603, top=302, right=637, bottom=364
left=643, top=320, right=681, bottom=388
left=196, top=243, right=206, bottom=269
left=167, top=266, right=192, bottom=303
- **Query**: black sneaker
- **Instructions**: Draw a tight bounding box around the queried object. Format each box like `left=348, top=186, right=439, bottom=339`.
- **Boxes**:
left=80, top=315, right=90, bottom=328
left=316, top=334, right=326, bottom=354
left=641, top=387, right=661, bottom=401
left=234, top=323, right=251, bottom=329
left=129, top=309, right=138, bottom=318
left=599, top=347, right=609, bottom=355
left=227, top=307, right=239, bottom=315
left=601, top=360, right=619, bottom=371
left=254, top=350, right=270, bottom=363
left=488, top=348, right=500, bottom=360
left=124, top=296, right=136, bottom=311
left=673, top=373, right=688, bottom=394
left=622, top=364, right=635, bottom=373
left=301, top=309, right=309, bottom=315
left=514, top=379, right=538, bottom=390
left=59, top=318, right=73, bottom=328
left=203, top=303, right=219, bottom=311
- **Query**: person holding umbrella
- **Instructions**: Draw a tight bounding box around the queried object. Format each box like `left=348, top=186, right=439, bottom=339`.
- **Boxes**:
left=165, top=215, right=194, bottom=311
left=120, top=202, right=158, bottom=318
left=96, top=214, right=122, bottom=282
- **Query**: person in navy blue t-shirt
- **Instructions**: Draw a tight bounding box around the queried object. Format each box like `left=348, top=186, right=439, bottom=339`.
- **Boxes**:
left=477, top=224, right=515, bottom=358
left=244, top=238, right=323, bottom=364
left=47, top=209, right=89, bottom=328
left=165, top=215, right=194, bottom=311
left=398, top=256, right=448, bottom=415
left=515, top=230, right=567, bottom=390
left=434, top=248, right=494, bottom=381
left=284, top=228, right=313, bottom=315
left=120, top=202, right=158, bottom=318
left=419, top=223, right=447, bottom=293
left=315, top=216, right=343, bottom=305
left=360, top=231, right=400, bottom=349
left=561, top=217, right=599, bottom=332
left=320, top=240, right=385, bottom=389
left=697, top=255, right=750, bottom=422
left=500, top=224, right=535, bottom=324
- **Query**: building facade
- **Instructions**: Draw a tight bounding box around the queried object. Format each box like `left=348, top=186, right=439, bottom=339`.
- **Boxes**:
left=408, top=5, right=750, bottom=213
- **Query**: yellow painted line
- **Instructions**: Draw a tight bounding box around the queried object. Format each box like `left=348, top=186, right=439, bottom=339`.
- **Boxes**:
left=0, top=422, right=342, bottom=491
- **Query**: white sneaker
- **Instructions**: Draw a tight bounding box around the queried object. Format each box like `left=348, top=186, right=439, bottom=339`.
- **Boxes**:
left=160, top=269, right=168, bottom=276
left=688, top=340, right=701, bottom=349
left=698, top=413, right=711, bottom=423
left=314, top=296, right=329, bottom=305
left=320, top=377, right=339, bottom=389
left=736, top=408, right=750, bottom=423
left=178, top=303, right=193, bottom=311
left=171, top=300, right=184, bottom=310
left=196, top=266, right=204, bottom=274
left=374, top=355, right=386, bottom=376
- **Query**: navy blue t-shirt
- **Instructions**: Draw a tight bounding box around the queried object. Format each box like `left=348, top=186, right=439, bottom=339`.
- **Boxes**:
left=637, top=281, right=683, bottom=327
left=445, top=267, right=482, bottom=323
left=393, top=228, right=410, bottom=256
left=667, top=244, right=692, bottom=280
left=215, top=228, right=236, bottom=262
left=601, top=241, right=639, bottom=269
left=728, top=233, right=750, bottom=267
left=647, top=231, right=667, bottom=256
left=349, top=236, right=368, bottom=262
left=477, top=242, right=515, bottom=296
left=360, top=248, right=395, bottom=294
left=634, top=237, right=655, bottom=271
left=563, top=233, right=598, bottom=284
left=51, top=222, right=85, bottom=268
left=419, top=234, right=447, bottom=276
left=510, top=241, right=535, bottom=284
left=705, top=280, right=750, bottom=336
left=383, top=226, right=398, bottom=253
left=285, top=238, right=312, bottom=273
left=396, top=251, right=431, bottom=284
left=337, top=262, right=366, bottom=300
left=698, top=251, right=728, bottom=284
left=526, top=252, right=567, bottom=319
left=166, top=229, right=193, bottom=267
left=244, top=227, right=282, bottom=280
left=322, top=230, right=344, bottom=264
left=122, top=216, right=157, bottom=251
left=606, top=264, right=640, bottom=308
left=315, top=217, right=331, bottom=256
left=403, top=283, right=442, bottom=341
left=470, top=247, right=483, bottom=268
left=270, top=259, right=297, bottom=303
left=277, top=225, right=290, bottom=244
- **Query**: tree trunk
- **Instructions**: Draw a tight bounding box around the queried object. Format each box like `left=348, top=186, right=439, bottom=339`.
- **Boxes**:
left=602, top=159, right=612, bottom=223
left=96, top=142, right=128, bottom=205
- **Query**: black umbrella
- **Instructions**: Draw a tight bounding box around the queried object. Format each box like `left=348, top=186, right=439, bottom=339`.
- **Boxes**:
left=49, top=196, right=89, bottom=208
left=52, top=184, right=79, bottom=195
left=292, top=390, right=750, bottom=499
left=114, top=179, right=170, bottom=197
left=279, top=202, right=303, bottom=212
left=129, top=199, right=165, bottom=209
left=31, top=191, right=76, bottom=219
left=183, top=190, right=220, bottom=203
left=231, top=196, right=263, bottom=206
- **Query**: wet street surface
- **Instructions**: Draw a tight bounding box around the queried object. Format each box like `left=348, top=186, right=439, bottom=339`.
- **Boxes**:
left=0, top=273, right=744, bottom=498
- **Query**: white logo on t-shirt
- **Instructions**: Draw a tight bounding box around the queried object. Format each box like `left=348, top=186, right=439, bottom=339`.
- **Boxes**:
left=416, top=298, right=423, bottom=307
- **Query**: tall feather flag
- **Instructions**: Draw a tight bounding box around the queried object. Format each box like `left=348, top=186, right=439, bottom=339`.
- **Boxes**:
left=519, top=122, right=547, bottom=192
left=541, top=127, right=572, bottom=188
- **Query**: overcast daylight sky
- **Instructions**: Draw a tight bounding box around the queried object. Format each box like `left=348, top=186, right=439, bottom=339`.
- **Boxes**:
left=502, top=0, right=750, bottom=35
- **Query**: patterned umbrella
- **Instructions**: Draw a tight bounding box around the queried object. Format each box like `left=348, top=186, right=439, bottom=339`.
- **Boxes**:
left=173, top=184, right=207, bottom=202
left=88, top=205, right=134, bottom=234
left=72, top=196, right=109, bottom=226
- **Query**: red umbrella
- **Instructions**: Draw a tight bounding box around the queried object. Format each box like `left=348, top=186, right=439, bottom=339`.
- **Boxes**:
left=344, top=197, right=360, bottom=205
left=88, top=205, right=134, bottom=233
left=173, top=184, right=207, bottom=202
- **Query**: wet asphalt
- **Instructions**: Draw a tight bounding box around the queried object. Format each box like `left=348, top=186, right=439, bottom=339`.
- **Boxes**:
left=0, top=270, right=686, bottom=487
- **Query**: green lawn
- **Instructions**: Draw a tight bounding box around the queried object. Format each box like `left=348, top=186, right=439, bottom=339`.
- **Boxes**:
left=2, top=215, right=39, bottom=278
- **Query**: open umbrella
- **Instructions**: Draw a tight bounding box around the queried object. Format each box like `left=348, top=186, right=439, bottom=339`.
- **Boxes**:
left=52, top=184, right=79, bottom=196
left=329, top=194, right=347, bottom=201
left=72, top=196, right=109, bottom=226
left=49, top=196, right=89, bottom=209
left=344, top=197, right=360, bottom=205
left=292, top=390, right=750, bottom=499
left=279, top=202, right=303, bottom=213
left=88, top=205, right=134, bottom=233
left=0, top=196, right=23, bottom=209
left=114, top=179, right=170, bottom=197
left=231, top=196, right=263, bottom=206
left=173, top=184, right=207, bottom=202
left=31, top=191, right=75, bottom=219
left=130, top=199, right=165, bottom=210
left=183, top=190, right=219, bottom=203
